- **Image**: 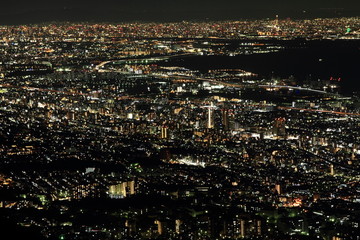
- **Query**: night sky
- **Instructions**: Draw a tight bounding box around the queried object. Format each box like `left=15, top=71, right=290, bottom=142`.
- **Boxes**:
left=1, top=0, right=359, bottom=24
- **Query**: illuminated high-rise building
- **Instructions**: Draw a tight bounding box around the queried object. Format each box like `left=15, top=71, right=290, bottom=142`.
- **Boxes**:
left=273, top=117, right=286, bottom=136
left=256, top=220, right=262, bottom=235
left=108, top=180, right=136, bottom=199
left=223, top=217, right=262, bottom=239
left=175, top=219, right=182, bottom=234
left=73, top=183, right=100, bottom=199
left=125, top=220, right=137, bottom=235
left=222, top=109, right=229, bottom=130
left=155, top=220, right=163, bottom=235
left=208, top=107, right=213, bottom=129
left=240, top=219, right=245, bottom=237
left=275, top=183, right=281, bottom=195
left=161, top=126, right=168, bottom=139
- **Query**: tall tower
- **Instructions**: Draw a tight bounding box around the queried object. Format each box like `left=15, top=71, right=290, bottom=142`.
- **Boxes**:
left=204, top=102, right=215, bottom=129
left=274, top=15, right=280, bottom=31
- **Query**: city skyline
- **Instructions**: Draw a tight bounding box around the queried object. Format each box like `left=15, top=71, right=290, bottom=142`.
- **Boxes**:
left=0, top=0, right=360, bottom=24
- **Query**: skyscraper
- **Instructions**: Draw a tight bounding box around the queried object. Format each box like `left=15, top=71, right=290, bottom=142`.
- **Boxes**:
left=222, top=109, right=229, bottom=130
left=161, top=126, right=168, bottom=139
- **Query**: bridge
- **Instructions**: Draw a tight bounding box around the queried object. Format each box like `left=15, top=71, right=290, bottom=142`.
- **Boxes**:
left=258, top=84, right=329, bottom=94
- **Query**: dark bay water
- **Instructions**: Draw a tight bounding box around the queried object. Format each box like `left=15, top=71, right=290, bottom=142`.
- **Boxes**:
left=162, top=40, right=360, bottom=95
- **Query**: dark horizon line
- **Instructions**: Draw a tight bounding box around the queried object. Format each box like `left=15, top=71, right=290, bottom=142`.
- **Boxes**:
left=0, top=7, right=359, bottom=26
left=1, top=15, right=360, bottom=27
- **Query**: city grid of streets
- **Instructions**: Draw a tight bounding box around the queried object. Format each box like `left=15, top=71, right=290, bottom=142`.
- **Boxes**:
left=0, top=18, right=360, bottom=240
